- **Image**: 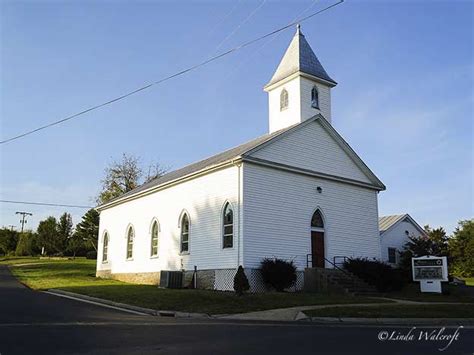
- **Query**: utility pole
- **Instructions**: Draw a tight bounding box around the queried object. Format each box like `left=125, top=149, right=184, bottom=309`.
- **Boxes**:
left=15, top=211, right=32, bottom=233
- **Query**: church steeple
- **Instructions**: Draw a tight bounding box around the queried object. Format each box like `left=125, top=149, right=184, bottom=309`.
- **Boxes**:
left=264, top=25, right=336, bottom=133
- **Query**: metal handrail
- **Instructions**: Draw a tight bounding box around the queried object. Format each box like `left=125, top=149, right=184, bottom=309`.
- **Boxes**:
left=333, top=255, right=351, bottom=268
left=307, top=254, right=358, bottom=290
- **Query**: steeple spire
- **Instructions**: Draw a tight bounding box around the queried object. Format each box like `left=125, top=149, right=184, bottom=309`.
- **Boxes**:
left=264, top=25, right=337, bottom=133
left=265, top=25, right=336, bottom=88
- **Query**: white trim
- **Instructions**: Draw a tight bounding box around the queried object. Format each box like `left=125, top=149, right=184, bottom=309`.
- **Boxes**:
left=309, top=208, right=327, bottom=268
left=149, top=218, right=160, bottom=258
left=264, top=70, right=337, bottom=91
left=221, top=200, right=235, bottom=249
left=101, top=230, right=109, bottom=264
left=380, top=214, right=427, bottom=238
left=178, top=210, right=190, bottom=254
left=125, top=224, right=135, bottom=260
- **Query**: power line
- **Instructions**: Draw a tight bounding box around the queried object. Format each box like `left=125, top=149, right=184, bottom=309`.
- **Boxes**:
left=0, top=0, right=344, bottom=145
left=1, top=199, right=93, bottom=209
left=212, top=0, right=267, bottom=55
left=222, top=0, right=320, bottom=82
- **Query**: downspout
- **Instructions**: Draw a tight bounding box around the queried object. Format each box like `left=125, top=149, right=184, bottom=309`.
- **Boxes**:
left=232, top=159, right=242, bottom=268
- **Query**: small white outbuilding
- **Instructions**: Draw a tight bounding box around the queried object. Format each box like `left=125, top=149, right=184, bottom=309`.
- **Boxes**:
left=379, top=214, right=427, bottom=266
left=96, top=26, right=386, bottom=290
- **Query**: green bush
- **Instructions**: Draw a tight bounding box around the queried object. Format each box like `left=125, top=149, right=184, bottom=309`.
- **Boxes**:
left=260, top=258, right=297, bottom=292
left=86, top=251, right=97, bottom=260
left=233, top=265, right=250, bottom=295
left=344, top=258, right=406, bottom=292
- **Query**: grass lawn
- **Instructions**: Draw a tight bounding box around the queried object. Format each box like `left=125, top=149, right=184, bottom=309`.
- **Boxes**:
left=3, top=257, right=390, bottom=315
left=461, top=278, right=474, bottom=286
left=304, top=304, right=474, bottom=318
left=385, top=283, right=474, bottom=303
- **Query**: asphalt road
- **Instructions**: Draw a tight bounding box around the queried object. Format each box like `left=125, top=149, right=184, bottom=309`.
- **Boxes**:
left=0, top=266, right=472, bottom=355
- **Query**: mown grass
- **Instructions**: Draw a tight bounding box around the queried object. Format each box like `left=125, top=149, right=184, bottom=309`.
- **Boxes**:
left=385, top=283, right=474, bottom=303
left=5, top=258, right=389, bottom=315
left=461, top=277, right=474, bottom=286
left=304, top=304, right=474, bottom=318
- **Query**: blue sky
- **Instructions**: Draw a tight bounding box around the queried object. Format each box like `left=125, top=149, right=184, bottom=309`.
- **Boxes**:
left=1, top=0, right=472, bottom=233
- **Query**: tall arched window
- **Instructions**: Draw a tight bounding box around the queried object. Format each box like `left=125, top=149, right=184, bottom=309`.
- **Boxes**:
left=311, top=86, right=319, bottom=109
left=102, top=232, right=109, bottom=263
left=150, top=220, right=159, bottom=257
left=280, top=88, right=288, bottom=111
left=180, top=213, right=190, bottom=253
left=222, top=203, right=233, bottom=248
left=311, top=210, right=324, bottom=229
left=126, top=226, right=134, bottom=260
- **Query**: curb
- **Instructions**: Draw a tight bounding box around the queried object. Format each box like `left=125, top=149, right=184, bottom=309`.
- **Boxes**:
left=309, top=316, right=474, bottom=325
left=46, top=289, right=210, bottom=319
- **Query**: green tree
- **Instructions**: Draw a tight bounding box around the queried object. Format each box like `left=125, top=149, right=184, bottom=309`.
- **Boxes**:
left=37, top=217, right=60, bottom=255
left=57, top=212, right=73, bottom=252
left=96, top=153, right=167, bottom=205
left=449, top=219, right=474, bottom=277
left=15, top=232, right=38, bottom=256
left=0, top=228, right=19, bottom=255
left=74, top=209, right=100, bottom=252
left=66, top=233, right=86, bottom=258
left=399, top=225, right=449, bottom=277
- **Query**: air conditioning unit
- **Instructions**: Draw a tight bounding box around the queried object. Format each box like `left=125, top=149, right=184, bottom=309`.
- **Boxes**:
left=159, top=271, right=183, bottom=289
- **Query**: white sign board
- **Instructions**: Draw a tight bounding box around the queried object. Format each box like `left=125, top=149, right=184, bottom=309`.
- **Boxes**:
left=412, top=255, right=448, bottom=293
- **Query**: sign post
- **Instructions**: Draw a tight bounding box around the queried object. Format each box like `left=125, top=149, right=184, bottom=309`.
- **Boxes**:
left=412, top=255, right=448, bottom=293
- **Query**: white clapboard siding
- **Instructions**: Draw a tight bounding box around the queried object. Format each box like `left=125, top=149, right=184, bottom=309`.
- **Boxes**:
left=267, top=77, right=332, bottom=133
left=97, top=165, right=242, bottom=275
left=380, top=219, right=425, bottom=265
left=242, top=163, right=381, bottom=269
left=250, top=120, right=372, bottom=184
left=300, top=77, right=331, bottom=123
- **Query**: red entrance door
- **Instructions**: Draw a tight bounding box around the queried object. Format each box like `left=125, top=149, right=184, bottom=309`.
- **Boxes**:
left=311, top=231, right=325, bottom=268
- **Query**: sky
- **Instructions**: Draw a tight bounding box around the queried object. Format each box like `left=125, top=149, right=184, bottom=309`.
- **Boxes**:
left=0, top=0, right=472, bottom=234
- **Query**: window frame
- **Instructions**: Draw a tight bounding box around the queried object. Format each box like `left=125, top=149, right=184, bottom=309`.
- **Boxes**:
left=150, top=219, right=159, bottom=258
left=180, top=212, right=190, bottom=254
left=311, top=85, right=319, bottom=109
left=222, top=202, right=234, bottom=249
left=388, top=247, right=397, bottom=264
left=311, top=209, right=324, bottom=230
left=280, top=88, right=289, bottom=111
left=126, top=225, right=134, bottom=260
left=102, top=231, right=109, bottom=263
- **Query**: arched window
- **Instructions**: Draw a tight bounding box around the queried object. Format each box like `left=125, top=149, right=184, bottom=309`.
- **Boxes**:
left=311, top=210, right=324, bottom=229
left=126, top=226, right=134, bottom=260
left=311, top=86, right=319, bottom=109
left=102, top=232, right=109, bottom=263
left=150, top=220, right=159, bottom=257
left=222, top=203, right=233, bottom=248
left=280, top=88, right=288, bottom=111
left=180, top=213, right=190, bottom=253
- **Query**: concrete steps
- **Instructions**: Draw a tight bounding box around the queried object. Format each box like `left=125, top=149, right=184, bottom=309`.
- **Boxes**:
left=323, top=269, right=379, bottom=296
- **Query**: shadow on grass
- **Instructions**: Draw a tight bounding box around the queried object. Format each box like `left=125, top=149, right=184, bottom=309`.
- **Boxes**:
left=59, top=283, right=391, bottom=315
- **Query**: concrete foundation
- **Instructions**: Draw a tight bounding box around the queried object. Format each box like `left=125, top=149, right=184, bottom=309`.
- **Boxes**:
left=96, top=270, right=161, bottom=285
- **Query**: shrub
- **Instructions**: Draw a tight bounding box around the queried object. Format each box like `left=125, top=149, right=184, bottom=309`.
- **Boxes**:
left=86, top=251, right=97, bottom=260
left=260, top=258, right=297, bottom=292
left=344, top=258, right=406, bottom=292
left=233, top=265, right=250, bottom=295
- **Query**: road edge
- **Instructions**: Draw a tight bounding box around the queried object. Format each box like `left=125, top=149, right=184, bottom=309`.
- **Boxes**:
left=45, top=289, right=210, bottom=319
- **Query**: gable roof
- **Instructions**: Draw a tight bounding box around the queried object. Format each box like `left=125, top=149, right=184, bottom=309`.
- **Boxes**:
left=97, top=123, right=298, bottom=210
left=265, top=26, right=336, bottom=88
left=98, top=115, right=385, bottom=211
left=379, top=214, right=427, bottom=236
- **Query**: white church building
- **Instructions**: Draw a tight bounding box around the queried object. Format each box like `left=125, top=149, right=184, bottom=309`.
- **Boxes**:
left=96, top=26, right=386, bottom=290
